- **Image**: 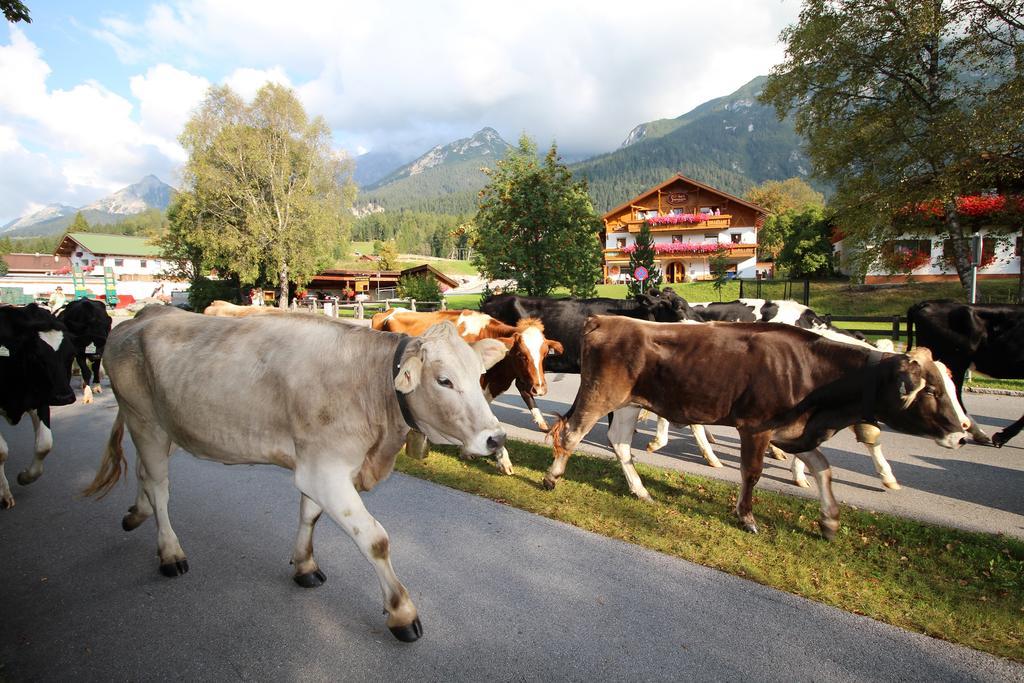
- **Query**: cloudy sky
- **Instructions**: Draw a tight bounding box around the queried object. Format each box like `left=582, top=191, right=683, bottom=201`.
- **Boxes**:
left=0, top=0, right=801, bottom=224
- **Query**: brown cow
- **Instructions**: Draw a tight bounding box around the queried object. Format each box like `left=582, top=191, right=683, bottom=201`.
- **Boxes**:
left=547, top=317, right=971, bottom=539
left=203, top=300, right=289, bottom=317
left=373, top=309, right=563, bottom=473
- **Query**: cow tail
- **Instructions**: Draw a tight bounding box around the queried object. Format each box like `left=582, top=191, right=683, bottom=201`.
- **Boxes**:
left=548, top=416, right=569, bottom=458
left=83, top=409, right=126, bottom=499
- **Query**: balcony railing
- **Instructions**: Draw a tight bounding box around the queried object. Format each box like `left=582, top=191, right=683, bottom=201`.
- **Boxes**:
left=604, top=244, right=756, bottom=261
left=619, top=215, right=733, bottom=232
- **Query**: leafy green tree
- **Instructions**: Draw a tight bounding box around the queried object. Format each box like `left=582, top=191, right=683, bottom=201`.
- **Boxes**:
left=179, top=83, right=356, bottom=307
left=397, top=274, right=442, bottom=303
left=745, top=177, right=826, bottom=260
left=375, top=239, right=399, bottom=270
left=626, top=221, right=662, bottom=296
left=776, top=207, right=834, bottom=278
left=472, top=135, right=603, bottom=296
left=744, top=177, right=824, bottom=216
left=2, top=1, right=30, bottom=23
left=709, top=250, right=732, bottom=300
left=762, top=0, right=1024, bottom=295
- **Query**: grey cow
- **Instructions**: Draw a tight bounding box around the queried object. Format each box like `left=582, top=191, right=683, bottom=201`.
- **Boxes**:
left=85, top=305, right=508, bottom=642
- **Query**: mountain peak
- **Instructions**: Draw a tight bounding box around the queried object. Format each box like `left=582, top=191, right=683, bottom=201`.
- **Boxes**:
left=367, top=127, right=512, bottom=189
left=82, top=176, right=176, bottom=216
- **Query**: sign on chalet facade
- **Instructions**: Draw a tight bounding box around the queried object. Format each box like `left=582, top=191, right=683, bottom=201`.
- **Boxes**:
left=600, top=174, right=768, bottom=283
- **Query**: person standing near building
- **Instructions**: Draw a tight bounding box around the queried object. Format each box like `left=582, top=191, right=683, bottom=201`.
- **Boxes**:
left=48, top=286, right=66, bottom=312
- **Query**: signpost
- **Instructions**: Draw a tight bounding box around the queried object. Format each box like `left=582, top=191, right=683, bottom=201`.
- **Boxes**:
left=633, top=266, right=649, bottom=293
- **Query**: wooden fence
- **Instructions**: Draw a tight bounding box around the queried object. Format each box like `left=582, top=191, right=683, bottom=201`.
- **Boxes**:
left=738, top=278, right=811, bottom=306
left=827, top=314, right=909, bottom=343
left=298, top=297, right=446, bottom=319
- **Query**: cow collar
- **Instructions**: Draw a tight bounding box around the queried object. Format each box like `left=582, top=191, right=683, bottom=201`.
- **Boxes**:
left=392, top=335, right=422, bottom=433
left=861, top=350, right=885, bottom=424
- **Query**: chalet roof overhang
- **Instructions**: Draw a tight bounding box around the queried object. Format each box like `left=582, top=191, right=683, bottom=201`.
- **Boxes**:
left=601, top=173, right=769, bottom=221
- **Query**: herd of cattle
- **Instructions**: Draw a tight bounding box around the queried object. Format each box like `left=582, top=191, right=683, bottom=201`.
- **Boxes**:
left=1, top=289, right=1022, bottom=642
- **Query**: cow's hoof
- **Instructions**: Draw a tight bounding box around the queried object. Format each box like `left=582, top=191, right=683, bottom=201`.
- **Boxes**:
left=293, top=569, right=327, bottom=588
left=389, top=617, right=423, bottom=643
left=494, top=462, right=514, bottom=476
left=16, top=470, right=39, bottom=486
left=992, top=432, right=1007, bottom=448
left=741, top=521, right=758, bottom=534
left=541, top=476, right=558, bottom=491
left=636, top=492, right=655, bottom=503
left=0, top=495, right=14, bottom=510
left=794, top=478, right=811, bottom=489
left=159, top=560, right=189, bottom=577
left=93, top=385, right=103, bottom=394
left=972, top=432, right=993, bottom=446
left=820, top=518, right=839, bottom=541
left=121, top=512, right=146, bottom=532
left=882, top=479, right=901, bottom=490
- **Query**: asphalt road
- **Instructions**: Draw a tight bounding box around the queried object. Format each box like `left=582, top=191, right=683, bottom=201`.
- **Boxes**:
left=1, top=388, right=1023, bottom=680
left=489, top=375, right=1024, bottom=540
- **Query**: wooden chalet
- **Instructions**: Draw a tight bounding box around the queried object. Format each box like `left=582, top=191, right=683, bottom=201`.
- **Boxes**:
left=306, top=264, right=459, bottom=299
left=601, top=174, right=768, bottom=283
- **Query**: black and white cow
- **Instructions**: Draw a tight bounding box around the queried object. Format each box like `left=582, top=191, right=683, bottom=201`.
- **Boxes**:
left=908, top=300, right=1024, bottom=445
left=657, top=288, right=865, bottom=340
left=479, top=291, right=696, bottom=428
left=57, top=298, right=113, bottom=404
left=0, top=304, right=76, bottom=508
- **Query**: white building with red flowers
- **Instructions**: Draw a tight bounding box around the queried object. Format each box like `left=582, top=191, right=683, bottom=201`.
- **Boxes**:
left=600, top=174, right=768, bottom=284
left=833, top=194, right=1023, bottom=284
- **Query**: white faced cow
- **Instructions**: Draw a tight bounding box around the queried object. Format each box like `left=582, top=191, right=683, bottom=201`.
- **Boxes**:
left=84, top=305, right=507, bottom=642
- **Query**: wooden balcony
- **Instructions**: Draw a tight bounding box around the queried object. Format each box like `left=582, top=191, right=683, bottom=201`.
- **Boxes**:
left=603, top=243, right=756, bottom=263
left=619, top=215, right=733, bottom=233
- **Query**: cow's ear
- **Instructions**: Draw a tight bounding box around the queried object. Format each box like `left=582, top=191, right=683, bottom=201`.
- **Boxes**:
left=894, top=356, right=926, bottom=408
left=422, top=320, right=460, bottom=341
left=547, top=340, right=564, bottom=357
left=394, top=355, right=423, bottom=394
left=472, top=338, right=509, bottom=371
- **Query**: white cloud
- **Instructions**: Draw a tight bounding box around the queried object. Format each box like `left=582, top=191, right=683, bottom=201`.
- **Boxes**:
left=223, top=66, right=292, bottom=101
left=0, top=0, right=805, bottom=221
left=96, top=0, right=802, bottom=156
left=0, top=27, right=186, bottom=222
left=130, top=63, right=210, bottom=156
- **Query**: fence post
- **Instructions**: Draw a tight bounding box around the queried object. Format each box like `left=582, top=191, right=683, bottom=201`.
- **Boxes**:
left=803, top=280, right=810, bottom=306
left=356, top=302, right=363, bottom=319
left=892, top=315, right=900, bottom=342
left=441, top=298, right=447, bottom=311
left=411, top=299, right=417, bottom=312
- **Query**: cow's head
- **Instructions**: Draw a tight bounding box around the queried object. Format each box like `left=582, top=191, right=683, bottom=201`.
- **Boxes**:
left=393, top=322, right=508, bottom=457
left=0, top=304, right=76, bottom=414
left=629, top=288, right=691, bottom=322
left=878, top=347, right=970, bottom=448
left=505, top=319, right=562, bottom=398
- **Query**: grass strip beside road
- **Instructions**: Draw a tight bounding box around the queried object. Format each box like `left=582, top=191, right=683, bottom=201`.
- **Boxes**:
left=396, top=440, right=1024, bottom=662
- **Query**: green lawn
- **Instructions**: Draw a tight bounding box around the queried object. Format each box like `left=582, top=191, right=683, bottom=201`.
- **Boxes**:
left=396, top=442, right=1024, bottom=662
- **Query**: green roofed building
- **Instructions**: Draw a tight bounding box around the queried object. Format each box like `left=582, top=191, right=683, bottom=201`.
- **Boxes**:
left=54, top=233, right=171, bottom=280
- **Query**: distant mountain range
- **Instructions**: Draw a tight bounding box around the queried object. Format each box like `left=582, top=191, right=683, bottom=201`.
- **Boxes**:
left=6, top=77, right=817, bottom=232
left=2, top=175, right=176, bottom=238
left=358, top=127, right=512, bottom=213
left=352, top=76, right=818, bottom=215
left=573, top=76, right=816, bottom=211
